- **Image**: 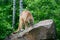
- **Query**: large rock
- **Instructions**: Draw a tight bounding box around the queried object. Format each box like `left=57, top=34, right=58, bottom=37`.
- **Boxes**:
left=5, top=19, right=56, bottom=40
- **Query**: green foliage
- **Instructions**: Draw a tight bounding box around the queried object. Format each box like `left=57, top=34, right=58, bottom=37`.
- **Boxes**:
left=0, top=0, right=60, bottom=40
left=0, top=0, right=13, bottom=40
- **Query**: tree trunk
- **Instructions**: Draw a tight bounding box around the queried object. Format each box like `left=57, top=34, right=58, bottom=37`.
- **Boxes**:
left=19, top=0, right=23, bottom=14
left=12, top=0, right=16, bottom=28
left=5, top=19, right=56, bottom=40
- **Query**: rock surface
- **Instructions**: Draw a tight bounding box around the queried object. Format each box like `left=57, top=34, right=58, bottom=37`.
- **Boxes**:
left=5, top=19, right=56, bottom=40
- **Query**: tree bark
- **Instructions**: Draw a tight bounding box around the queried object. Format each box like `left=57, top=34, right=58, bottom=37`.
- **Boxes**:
left=5, top=19, right=56, bottom=40
left=12, top=0, right=16, bottom=28
left=19, top=0, right=23, bottom=14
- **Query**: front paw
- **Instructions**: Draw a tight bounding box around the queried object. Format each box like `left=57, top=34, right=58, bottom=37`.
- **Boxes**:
left=20, top=29, right=24, bottom=32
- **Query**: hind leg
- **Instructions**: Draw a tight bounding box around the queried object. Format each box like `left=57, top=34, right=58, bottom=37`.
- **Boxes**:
left=29, top=19, right=34, bottom=27
left=25, top=21, right=28, bottom=30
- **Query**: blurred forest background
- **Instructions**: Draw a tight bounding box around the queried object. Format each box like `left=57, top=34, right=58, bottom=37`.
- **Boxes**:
left=0, top=0, right=60, bottom=40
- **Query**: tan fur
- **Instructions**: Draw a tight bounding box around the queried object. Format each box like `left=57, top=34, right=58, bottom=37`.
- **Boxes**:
left=15, top=10, right=34, bottom=33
